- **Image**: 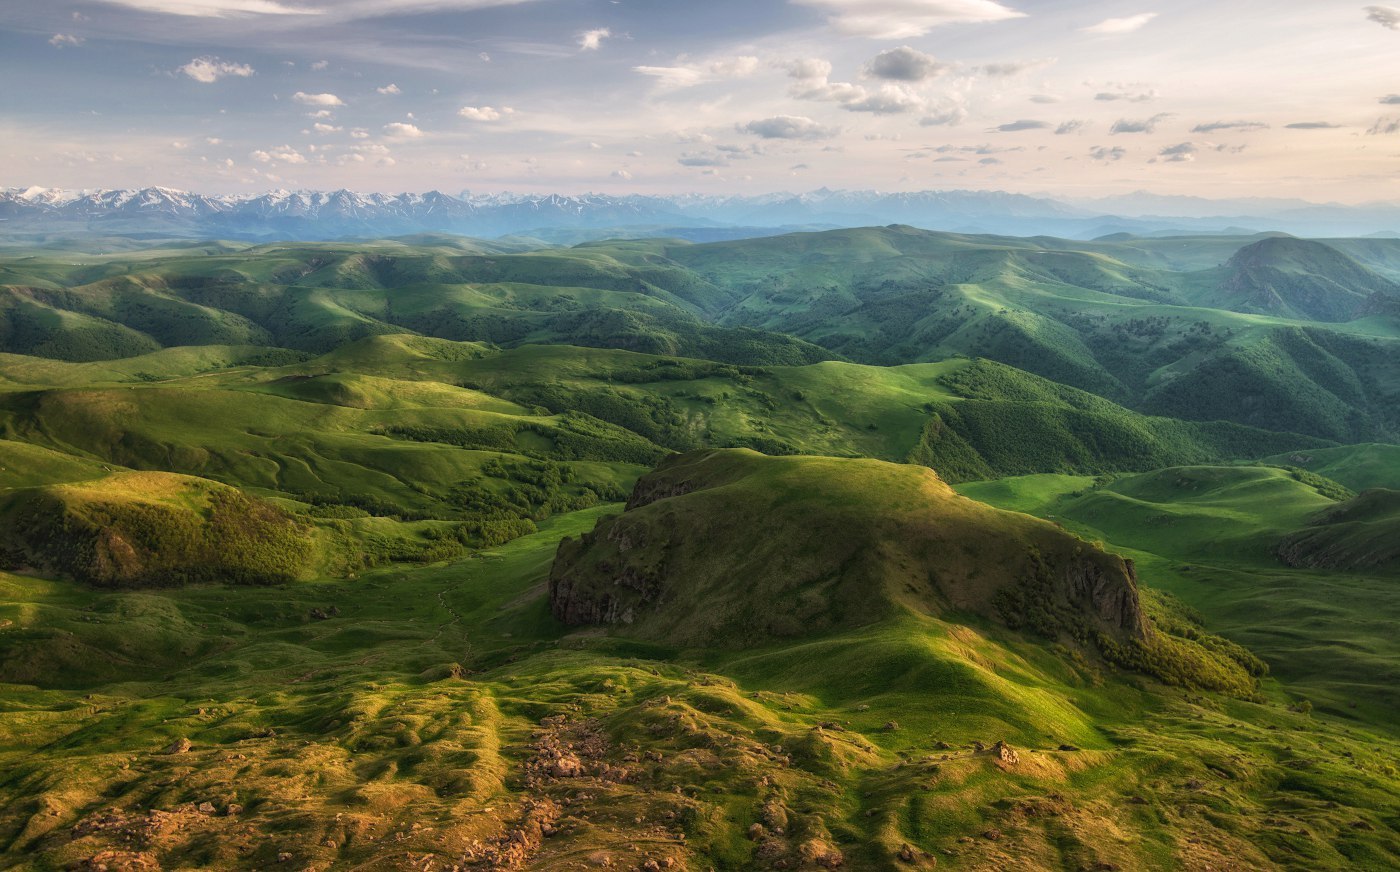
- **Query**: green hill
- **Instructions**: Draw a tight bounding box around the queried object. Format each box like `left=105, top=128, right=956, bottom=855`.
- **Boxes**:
left=1195, top=237, right=1400, bottom=322
left=552, top=449, right=1267, bottom=695
left=1278, top=488, right=1400, bottom=573
left=0, top=471, right=318, bottom=587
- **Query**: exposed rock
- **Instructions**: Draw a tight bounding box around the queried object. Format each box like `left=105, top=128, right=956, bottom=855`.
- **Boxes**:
left=993, top=741, right=1020, bottom=766
left=164, top=738, right=192, bottom=755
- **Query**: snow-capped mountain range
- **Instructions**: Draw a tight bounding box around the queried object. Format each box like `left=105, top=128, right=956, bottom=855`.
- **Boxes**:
left=2, top=186, right=1398, bottom=242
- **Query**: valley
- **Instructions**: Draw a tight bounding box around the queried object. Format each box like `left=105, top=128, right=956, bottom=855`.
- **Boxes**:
left=1, top=227, right=1399, bottom=870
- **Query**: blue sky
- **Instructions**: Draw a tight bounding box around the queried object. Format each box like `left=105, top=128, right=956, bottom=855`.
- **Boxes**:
left=2, top=0, right=1399, bottom=200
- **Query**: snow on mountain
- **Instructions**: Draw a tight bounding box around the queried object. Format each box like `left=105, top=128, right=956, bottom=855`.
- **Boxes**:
left=1, top=186, right=1396, bottom=240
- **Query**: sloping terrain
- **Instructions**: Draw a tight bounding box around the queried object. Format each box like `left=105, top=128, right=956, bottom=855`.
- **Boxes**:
left=550, top=449, right=1148, bottom=648
left=0, top=231, right=1399, bottom=870
left=1278, top=488, right=1400, bottom=573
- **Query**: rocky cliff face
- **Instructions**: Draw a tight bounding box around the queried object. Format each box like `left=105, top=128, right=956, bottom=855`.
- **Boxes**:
left=548, top=449, right=1151, bottom=648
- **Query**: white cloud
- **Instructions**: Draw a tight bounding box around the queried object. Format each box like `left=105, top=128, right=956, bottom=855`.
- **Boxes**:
left=1365, top=5, right=1400, bottom=29
left=634, top=56, right=760, bottom=89
left=865, top=46, right=949, bottom=81
left=88, top=0, right=544, bottom=18
left=1089, top=145, right=1127, bottom=161
left=249, top=144, right=306, bottom=163
left=578, top=27, right=611, bottom=50
left=383, top=121, right=424, bottom=137
left=293, top=91, right=344, bottom=106
left=1084, top=12, right=1158, bottom=34
left=1157, top=142, right=1197, bottom=162
left=459, top=105, right=509, bottom=121
left=1111, top=113, right=1172, bottom=134
left=180, top=56, right=255, bottom=83
left=611, top=169, right=633, bottom=180
left=1369, top=117, right=1400, bottom=135
left=741, top=115, right=839, bottom=140
left=312, top=122, right=341, bottom=133
left=376, top=83, right=401, bottom=95
left=1095, top=87, right=1157, bottom=103
left=1191, top=120, right=1268, bottom=133
left=992, top=119, right=1050, bottom=132
left=792, top=0, right=1025, bottom=38
left=979, top=58, right=1053, bottom=77
left=786, top=56, right=928, bottom=115
left=48, top=33, right=85, bottom=48
left=310, top=59, right=329, bottom=70
left=307, top=109, right=334, bottom=119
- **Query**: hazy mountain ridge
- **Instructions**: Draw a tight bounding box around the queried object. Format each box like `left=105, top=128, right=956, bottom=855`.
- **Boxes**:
left=5, top=185, right=1400, bottom=241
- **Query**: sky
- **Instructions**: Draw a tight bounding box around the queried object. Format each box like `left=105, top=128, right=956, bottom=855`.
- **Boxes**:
left=2, top=0, right=1400, bottom=202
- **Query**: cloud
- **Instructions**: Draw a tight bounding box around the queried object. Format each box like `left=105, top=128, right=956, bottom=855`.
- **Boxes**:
left=48, top=33, right=84, bottom=47
left=93, top=0, right=313, bottom=15
left=1056, top=120, right=1086, bottom=135
left=611, top=169, right=632, bottom=180
left=678, top=153, right=729, bottom=167
left=376, top=83, right=401, bottom=95
left=578, top=27, right=611, bottom=50
left=249, top=144, right=306, bottom=164
left=87, top=0, right=542, bottom=19
left=459, top=105, right=509, bottom=121
left=979, top=58, right=1054, bottom=77
left=1110, top=113, right=1171, bottom=134
left=783, top=57, right=833, bottom=81
left=1369, top=116, right=1400, bottom=135
left=741, top=115, right=838, bottom=140
left=1285, top=121, right=1342, bottom=129
left=1094, top=88, right=1156, bottom=102
left=312, top=122, right=341, bottom=133
left=635, top=56, right=759, bottom=89
left=844, top=84, right=928, bottom=114
left=310, top=59, right=329, bottom=70
left=1155, top=142, right=1198, bottom=162
left=992, top=119, right=1050, bottom=132
left=1084, top=12, right=1158, bottom=34
left=865, top=46, right=949, bottom=81
left=180, top=56, right=255, bottom=83
left=791, top=0, right=1026, bottom=39
left=1028, top=94, right=1061, bottom=104
left=787, top=56, right=928, bottom=114
left=1191, top=120, right=1268, bottom=133
left=1089, top=145, right=1126, bottom=161
left=920, top=105, right=969, bottom=126
left=383, top=121, right=423, bottom=137
left=1365, top=5, right=1400, bottom=29
left=293, top=91, right=344, bottom=106
left=1382, top=94, right=1400, bottom=104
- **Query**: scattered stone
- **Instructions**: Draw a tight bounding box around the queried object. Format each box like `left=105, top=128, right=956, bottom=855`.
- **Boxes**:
left=748, top=823, right=765, bottom=841
left=993, top=741, right=1019, bottom=765
left=882, top=721, right=900, bottom=732
left=196, top=802, right=216, bottom=814
left=277, top=853, right=293, bottom=863
left=1058, top=744, right=1080, bottom=752
left=309, top=606, right=340, bottom=620
left=898, top=843, right=917, bottom=863
left=982, top=829, right=1002, bottom=841
left=164, top=738, right=192, bottom=755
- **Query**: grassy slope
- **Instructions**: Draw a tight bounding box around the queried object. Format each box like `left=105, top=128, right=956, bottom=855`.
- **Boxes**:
left=959, top=466, right=1400, bottom=724
left=2, top=508, right=1399, bottom=870
left=7, top=228, right=1400, bottom=441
